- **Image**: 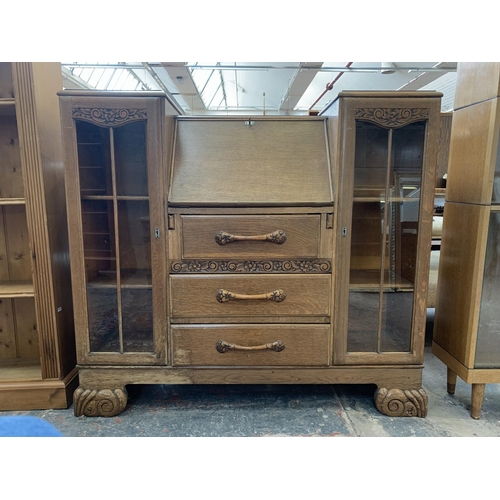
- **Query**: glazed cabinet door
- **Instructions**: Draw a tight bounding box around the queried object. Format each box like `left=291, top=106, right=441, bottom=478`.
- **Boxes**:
left=60, top=95, right=167, bottom=365
left=475, top=209, right=500, bottom=367
left=334, top=97, right=440, bottom=365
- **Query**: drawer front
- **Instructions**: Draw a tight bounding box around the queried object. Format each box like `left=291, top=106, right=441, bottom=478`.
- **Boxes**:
left=172, top=324, right=330, bottom=366
left=170, top=275, right=331, bottom=319
left=180, top=215, right=321, bottom=258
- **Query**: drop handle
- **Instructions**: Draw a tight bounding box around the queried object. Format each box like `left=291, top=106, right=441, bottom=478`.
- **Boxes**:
left=216, top=289, right=286, bottom=303
left=216, top=340, right=285, bottom=353
left=215, top=230, right=287, bottom=245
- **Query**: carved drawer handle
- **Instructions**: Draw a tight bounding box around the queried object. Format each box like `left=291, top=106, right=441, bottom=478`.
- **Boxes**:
left=215, top=230, right=287, bottom=245
left=216, top=288, right=286, bottom=303
left=216, top=340, right=285, bottom=353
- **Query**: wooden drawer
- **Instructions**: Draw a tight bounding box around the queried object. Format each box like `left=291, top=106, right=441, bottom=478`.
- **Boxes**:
left=171, top=324, right=330, bottom=366
left=180, top=215, right=321, bottom=258
left=170, top=274, right=331, bottom=319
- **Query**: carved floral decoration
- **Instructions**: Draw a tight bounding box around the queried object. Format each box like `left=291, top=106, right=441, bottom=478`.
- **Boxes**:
left=73, top=107, right=147, bottom=126
left=355, top=108, right=429, bottom=128
left=171, top=259, right=331, bottom=274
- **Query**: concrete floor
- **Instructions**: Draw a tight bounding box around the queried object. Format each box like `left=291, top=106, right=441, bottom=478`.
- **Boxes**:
left=2, top=317, right=500, bottom=437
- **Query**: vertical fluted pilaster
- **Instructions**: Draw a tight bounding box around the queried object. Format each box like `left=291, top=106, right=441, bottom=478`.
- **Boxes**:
left=12, top=62, right=60, bottom=379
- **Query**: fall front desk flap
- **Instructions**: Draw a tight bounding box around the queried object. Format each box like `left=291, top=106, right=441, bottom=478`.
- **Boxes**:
left=169, top=117, right=333, bottom=206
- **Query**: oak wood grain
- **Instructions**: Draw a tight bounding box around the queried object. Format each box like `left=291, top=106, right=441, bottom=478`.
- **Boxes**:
left=171, top=324, right=330, bottom=366
left=169, top=118, right=333, bottom=205
left=78, top=364, right=423, bottom=388
left=446, top=98, right=500, bottom=205
left=433, top=202, right=490, bottom=367
left=453, top=62, right=500, bottom=110
left=170, top=274, right=331, bottom=319
left=180, top=214, right=322, bottom=259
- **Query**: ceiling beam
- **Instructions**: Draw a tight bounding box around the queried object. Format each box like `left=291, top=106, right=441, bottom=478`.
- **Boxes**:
left=160, top=62, right=206, bottom=112
left=61, top=66, right=93, bottom=90
left=62, top=63, right=458, bottom=73
left=279, top=62, right=323, bottom=112
left=397, top=62, right=458, bottom=90
left=141, top=63, right=185, bottom=115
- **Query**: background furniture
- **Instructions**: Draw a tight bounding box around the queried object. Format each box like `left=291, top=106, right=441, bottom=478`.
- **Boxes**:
left=0, top=62, right=76, bottom=410
left=433, top=62, right=500, bottom=419
left=426, top=113, right=452, bottom=309
left=60, top=90, right=441, bottom=418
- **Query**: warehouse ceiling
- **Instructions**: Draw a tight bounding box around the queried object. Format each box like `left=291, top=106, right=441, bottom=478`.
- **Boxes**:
left=61, top=62, right=458, bottom=116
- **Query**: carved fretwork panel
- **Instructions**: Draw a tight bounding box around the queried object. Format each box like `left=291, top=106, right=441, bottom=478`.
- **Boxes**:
left=355, top=108, right=429, bottom=129
left=72, top=108, right=147, bottom=126
left=170, top=259, right=332, bottom=274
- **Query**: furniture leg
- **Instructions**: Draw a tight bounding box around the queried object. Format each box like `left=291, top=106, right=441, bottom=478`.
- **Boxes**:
left=447, top=368, right=457, bottom=394
left=471, top=383, right=486, bottom=420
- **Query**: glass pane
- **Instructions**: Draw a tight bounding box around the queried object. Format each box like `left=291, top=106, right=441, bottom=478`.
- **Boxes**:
left=122, top=289, right=153, bottom=352
left=475, top=212, right=500, bottom=367
left=492, top=140, right=500, bottom=204
left=81, top=199, right=119, bottom=352
left=118, top=200, right=153, bottom=352
left=87, top=288, right=119, bottom=352
left=380, top=291, right=414, bottom=352
left=347, top=121, right=425, bottom=354
left=76, top=121, right=112, bottom=196
left=114, top=121, right=148, bottom=196
left=117, top=200, right=151, bottom=284
left=81, top=200, right=116, bottom=262
left=347, top=291, right=379, bottom=352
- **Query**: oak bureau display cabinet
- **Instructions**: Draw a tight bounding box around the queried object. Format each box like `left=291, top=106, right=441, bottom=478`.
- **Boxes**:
left=0, top=62, right=77, bottom=410
left=61, top=90, right=441, bottom=418
left=433, top=63, right=500, bottom=419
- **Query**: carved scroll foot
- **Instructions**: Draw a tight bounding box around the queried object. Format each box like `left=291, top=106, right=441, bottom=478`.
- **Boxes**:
left=74, top=387, right=128, bottom=417
left=374, top=387, right=428, bottom=418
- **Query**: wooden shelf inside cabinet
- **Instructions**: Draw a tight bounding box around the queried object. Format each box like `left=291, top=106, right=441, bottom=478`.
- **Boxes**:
left=0, top=198, right=25, bottom=205
left=0, top=280, right=34, bottom=297
left=0, top=358, right=42, bottom=382
left=87, top=269, right=152, bottom=289
left=349, top=270, right=413, bottom=290
left=81, top=196, right=150, bottom=201
left=353, top=197, right=421, bottom=203
left=0, top=99, right=16, bottom=116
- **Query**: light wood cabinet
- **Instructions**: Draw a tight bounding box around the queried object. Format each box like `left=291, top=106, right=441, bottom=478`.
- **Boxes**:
left=433, top=63, right=500, bottom=419
left=0, top=62, right=77, bottom=410
left=61, top=91, right=441, bottom=418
